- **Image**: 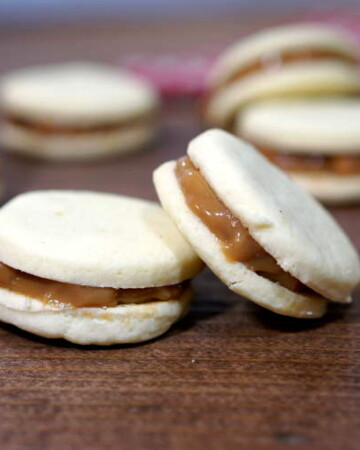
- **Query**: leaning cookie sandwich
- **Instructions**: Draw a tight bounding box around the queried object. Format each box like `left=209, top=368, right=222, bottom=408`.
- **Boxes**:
left=0, top=191, right=202, bottom=344
left=154, top=129, right=360, bottom=318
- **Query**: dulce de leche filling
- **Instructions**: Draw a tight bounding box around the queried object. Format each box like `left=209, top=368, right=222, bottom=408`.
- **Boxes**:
left=257, top=145, right=360, bottom=175
left=218, top=49, right=358, bottom=88
left=0, top=262, right=186, bottom=308
left=176, top=157, right=307, bottom=292
left=6, top=111, right=155, bottom=136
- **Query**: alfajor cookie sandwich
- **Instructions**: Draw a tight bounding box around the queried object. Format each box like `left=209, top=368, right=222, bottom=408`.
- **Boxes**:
left=203, top=24, right=360, bottom=129
left=154, top=129, right=360, bottom=318
left=0, top=63, right=160, bottom=160
left=0, top=191, right=202, bottom=345
left=236, top=98, right=360, bottom=204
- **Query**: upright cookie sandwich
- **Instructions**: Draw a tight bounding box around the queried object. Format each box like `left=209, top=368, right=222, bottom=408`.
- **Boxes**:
left=203, top=24, right=360, bottom=129
left=154, top=129, right=360, bottom=318
left=0, top=191, right=202, bottom=344
left=0, top=63, right=160, bottom=160
left=236, top=98, right=360, bottom=203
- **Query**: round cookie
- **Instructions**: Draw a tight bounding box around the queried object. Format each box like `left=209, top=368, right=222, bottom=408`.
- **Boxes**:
left=203, top=24, right=360, bottom=128
left=289, top=172, right=360, bottom=205
left=236, top=98, right=360, bottom=203
left=205, top=62, right=360, bottom=129
left=0, top=63, right=160, bottom=160
left=0, top=191, right=203, bottom=345
left=209, top=23, right=359, bottom=87
left=154, top=129, right=360, bottom=318
left=237, top=98, right=360, bottom=154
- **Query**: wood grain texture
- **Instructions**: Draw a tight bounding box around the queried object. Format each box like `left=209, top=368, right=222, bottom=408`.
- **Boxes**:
left=0, top=17, right=360, bottom=450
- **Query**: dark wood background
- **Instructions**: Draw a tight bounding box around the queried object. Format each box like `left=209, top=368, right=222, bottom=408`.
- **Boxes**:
left=0, top=15, right=360, bottom=450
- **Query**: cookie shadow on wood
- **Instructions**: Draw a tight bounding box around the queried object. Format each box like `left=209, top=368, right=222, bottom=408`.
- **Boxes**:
left=249, top=300, right=353, bottom=333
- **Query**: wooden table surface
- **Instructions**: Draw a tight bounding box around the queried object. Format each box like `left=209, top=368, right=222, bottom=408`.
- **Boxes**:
left=0, top=16, right=360, bottom=450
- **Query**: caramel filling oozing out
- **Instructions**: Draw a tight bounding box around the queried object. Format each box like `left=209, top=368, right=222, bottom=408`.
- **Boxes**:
left=0, top=262, right=186, bottom=308
left=257, top=145, right=360, bottom=175
left=176, top=157, right=306, bottom=292
left=6, top=111, right=155, bottom=136
left=218, top=49, right=358, bottom=88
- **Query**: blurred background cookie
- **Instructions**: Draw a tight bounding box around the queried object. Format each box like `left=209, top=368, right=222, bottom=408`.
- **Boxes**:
left=236, top=98, right=360, bottom=204
left=202, top=23, right=360, bottom=204
left=0, top=62, right=160, bottom=161
left=202, top=24, right=360, bottom=129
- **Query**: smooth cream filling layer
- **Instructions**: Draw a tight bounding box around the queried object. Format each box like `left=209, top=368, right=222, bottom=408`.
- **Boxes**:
left=175, top=157, right=314, bottom=293
left=0, top=262, right=187, bottom=309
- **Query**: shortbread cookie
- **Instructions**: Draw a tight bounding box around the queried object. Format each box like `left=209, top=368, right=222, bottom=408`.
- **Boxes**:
left=154, top=129, right=360, bottom=318
left=0, top=63, right=160, bottom=160
left=0, top=191, right=202, bottom=344
left=236, top=98, right=360, bottom=203
left=203, top=24, right=360, bottom=128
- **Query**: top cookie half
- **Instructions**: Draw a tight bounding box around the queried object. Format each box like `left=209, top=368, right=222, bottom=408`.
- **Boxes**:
left=0, top=191, right=202, bottom=289
left=0, top=62, right=159, bottom=126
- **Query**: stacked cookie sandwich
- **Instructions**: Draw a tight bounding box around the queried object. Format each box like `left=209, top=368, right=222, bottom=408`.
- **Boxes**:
left=203, top=24, right=360, bottom=203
